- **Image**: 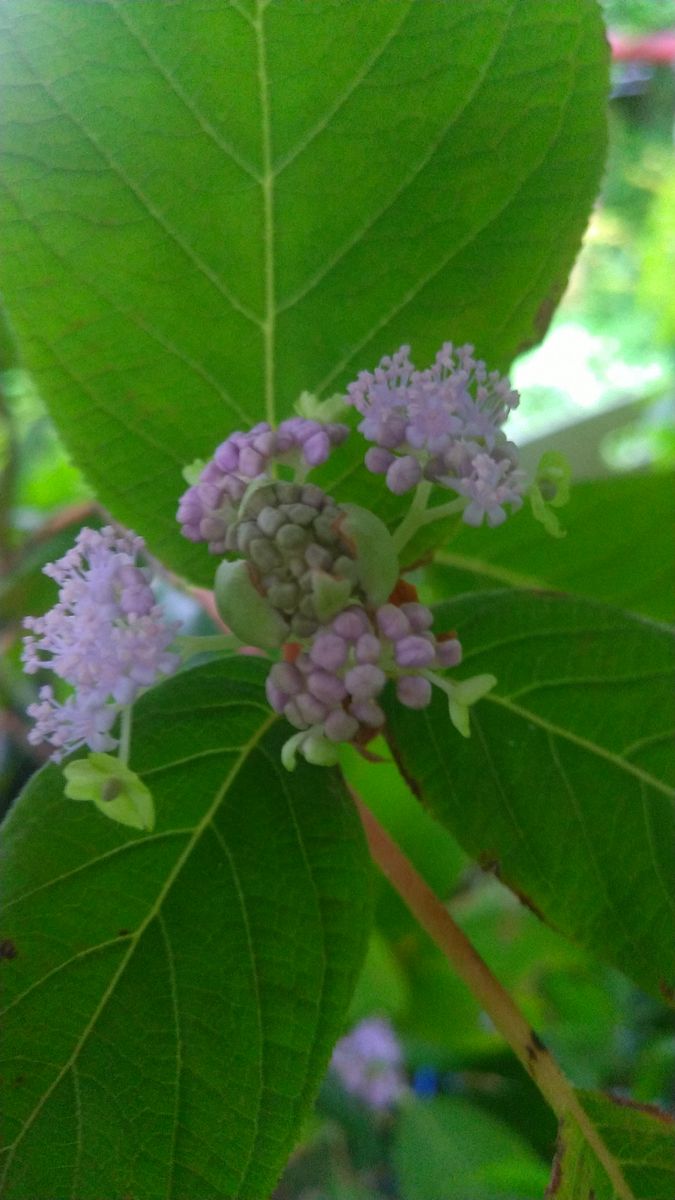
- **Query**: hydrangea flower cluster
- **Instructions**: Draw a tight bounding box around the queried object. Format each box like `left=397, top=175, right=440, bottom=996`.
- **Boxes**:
left=266, top=600, right=461, bottom=767
left=330, top=1017, right=406, bottom=1110
left=22, top=527, right=180, bottom=760
left=177, top=417, right=348, bottom=554
left=347, top=342, right=526, bottom=526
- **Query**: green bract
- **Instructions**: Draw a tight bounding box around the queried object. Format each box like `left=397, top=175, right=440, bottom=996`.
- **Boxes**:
left=214, top=558, right=288, bottom=649
left=338, top=504, right=399, bottom=607
left=63, top=753, right=155, bottom=832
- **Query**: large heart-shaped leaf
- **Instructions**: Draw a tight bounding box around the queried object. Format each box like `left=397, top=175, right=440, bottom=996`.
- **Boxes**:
left=385, top=591, right=675, bottom=1003
left=425, top=471, right=675, bottom=624
left=0, top=0, right=608, bottom=579
left=0, top=658, right=370, bottom=1199
left=549, top=1091, right=675, bottom=1200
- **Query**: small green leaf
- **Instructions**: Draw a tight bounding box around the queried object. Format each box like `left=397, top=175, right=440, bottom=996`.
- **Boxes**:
left=549, top=1091, right=675, bottom=1200
left=386, top=591, right=675, bottom=1003
left=0, top=658, right=371, bottom=1198
left=63, top=752, right=155, bottom=832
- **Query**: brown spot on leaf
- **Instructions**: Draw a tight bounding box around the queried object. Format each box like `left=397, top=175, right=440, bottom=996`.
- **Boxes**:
left=526, top=1029, right=547, bottom=1064
left=117, top=929, right=130, bottom=938
left=13, top=1075, right=25, bottom=1088
left=0, top=939, right=17, bottom=960
left=658, top=978, right=675, bottom=1006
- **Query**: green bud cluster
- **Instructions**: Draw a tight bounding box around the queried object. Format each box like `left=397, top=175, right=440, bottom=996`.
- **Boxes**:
left=224, top=481, right=366, bottom=638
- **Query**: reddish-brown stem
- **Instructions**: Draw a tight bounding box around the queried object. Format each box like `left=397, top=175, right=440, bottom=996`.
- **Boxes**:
left=354, top=793, right=633, bottom=1200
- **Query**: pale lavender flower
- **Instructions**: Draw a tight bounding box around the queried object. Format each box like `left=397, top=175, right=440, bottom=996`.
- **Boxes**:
left=330, top=1017, right=406, bottom=1109
left=347, top=341, right=526, bottom=525
left=26, top=687, right=120, bottom=758
left=23, top=526, right=180, bottom=761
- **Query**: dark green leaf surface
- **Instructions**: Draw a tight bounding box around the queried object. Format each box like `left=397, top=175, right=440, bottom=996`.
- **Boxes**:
left=385, top=591, right=675, bottom=1003
left=0, top=0, right=608, bottom=580
left=549, top=1091, right=675, bottom=1200
left=0, top=658, right=371, bottom=1199
left=425, top=471, right=675, bottom=623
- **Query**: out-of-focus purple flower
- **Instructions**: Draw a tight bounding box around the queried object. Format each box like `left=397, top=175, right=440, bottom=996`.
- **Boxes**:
left=177, top=418, right=349, bottom=553
left=22, top=527, right=180, bottom=761
left=330, top=1017, right=406, bottom=1110
left=347, top=342, right=526, bottom=525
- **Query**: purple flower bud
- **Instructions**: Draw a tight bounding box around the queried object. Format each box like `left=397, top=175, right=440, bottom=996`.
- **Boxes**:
left=365, top=446, right=395, bottom=475
left=269, top=662, right=304, bottom=696
left=306, top=670, right=347, bottom=706
left=376, top=604, right=410, bottom=641
left=265, top=678, right=288, bottom=712
left=396, top=675, right=432, bottom=709
left=349, top=698, right=385, bottom=727
left=386, top=455, right=422, bottom=495
left=252, top=430, right=276, bottom=457
left=238, top=446, right=266, bottom=478
left=324, top=709, right=360, bottom=743
left=395, top=635, right=436, bottom=668
left=332, top=606, right=370, bottom=641
left=214, top=440, right=240, bottom=472
left=303, top=430, right=330, bottom=466
left=345, top=664, right=386, bottom=700
left=436, top=638, right=462, bottom=668
left=310, top=632, right=348, bottom=671
left=296, top=693, right=328, bottom=726
left=355, top=633, right=381, bottom=664
left=283, top=699, right=307, bottom=730
left=400, top=602, right=434, bottom=632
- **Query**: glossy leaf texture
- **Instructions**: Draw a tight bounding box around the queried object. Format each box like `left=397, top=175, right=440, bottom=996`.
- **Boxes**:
left=425, top=470, right=675, bottom=624
left=0, top=0, right=608, bottom=581
left=549, top=1091, right=675, bottom=1200
left=0, top=658, right=371, bottom=1200
left=385, top=590, right=675, bottom=1004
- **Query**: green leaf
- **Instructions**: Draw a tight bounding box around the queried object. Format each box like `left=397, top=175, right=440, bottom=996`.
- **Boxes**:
left=425, top=471, right=675, bottom=623
left=549, top=1091, right=675, bottom=1200
left=0, top=1, right=608, bottom=581
left=393, top=1095, right=548, bottom=1200
left=0, top=658, right=371, bottom=1199
left=385, top=591, right=675, bottom=1004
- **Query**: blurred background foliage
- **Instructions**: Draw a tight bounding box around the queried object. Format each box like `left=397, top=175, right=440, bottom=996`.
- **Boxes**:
left=0, top=3, right=673, bottom=1197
